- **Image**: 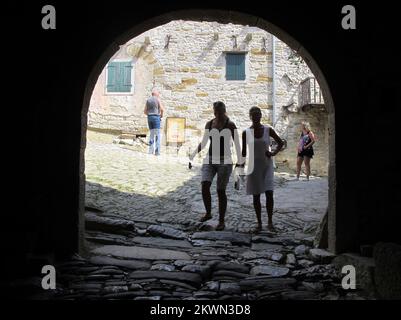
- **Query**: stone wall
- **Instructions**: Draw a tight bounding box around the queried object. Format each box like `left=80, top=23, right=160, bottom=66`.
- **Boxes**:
left=147, top=21, right=273, bottom=133
left=90, top=21, right=274, bottom=134
left=88, top=20, right=328, bottom=175
left=273, top=39, right=328, bottom=175
left=88, top=41, right=155, bottom=132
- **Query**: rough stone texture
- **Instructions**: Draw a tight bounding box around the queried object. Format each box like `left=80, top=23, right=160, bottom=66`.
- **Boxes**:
left=91, top=245, right=191, bottom=260
left=212, top=270, right=248, bottom=279
left=150, top=264, right=176, bottom=272
left=147, top=225, right=188, bottom=240
left=203, top=281, right=220, bottom=292
left=132, top=236, right=193, bottom=249
left=103, top=291, right=148, bottom=299
left=129, top=271, right=202, bottom=287
left=251, top=235, right=283, bottom=244
left=294, top=245, right=309, bottom=256
left=159, top=280, right=197, bottom=291
left=182, top=265, right=211, bottom=279
left=270, top=253, right=285, bottom=263
left=308, top=249, right=335, bottom=264
left=373, top=242, right=401, bottom=299
left=250, top=265, right=290, bottom=277
left=298, top=259, right=315, bottom=268
left=239, top=277, right=296, bottom=291
left=89, top=256, right=151, bottom=270
left=219, top=283, right=241, bottom=295
left=192, top=231, right=251, bottom=246
left=85, top=212, right=136, bottom=235
left=193, top=291, right=219, bottom=298
left=251, top=243, right=282, bottom=251
left=173, top=260, right=194, bottom=268
left=103, top=285, right=129, bottom=294
left=301, top=281, right=325, bottom=292
left=292, top=264, right=339, bottom=282
left=286, top=254, right=297, bottom=265
left=85, top=231, right=134, bottom=246
left=23, top=219, right=361, bottom=301
left=213, top=262, right=250, bottom=274
left=280, top=290, right=318, bottom=300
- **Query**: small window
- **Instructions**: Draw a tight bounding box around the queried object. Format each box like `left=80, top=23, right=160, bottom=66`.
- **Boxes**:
left=225, top=53, right=246, bottom=81
left=106, top=61, right=133, bottom=93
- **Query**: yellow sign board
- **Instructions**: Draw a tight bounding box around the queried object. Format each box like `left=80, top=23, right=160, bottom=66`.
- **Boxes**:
left=166, top=117, right=186, bottom=144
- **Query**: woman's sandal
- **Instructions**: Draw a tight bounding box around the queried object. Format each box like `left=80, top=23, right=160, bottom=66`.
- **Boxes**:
left=200, top=214, right=212, bottom=222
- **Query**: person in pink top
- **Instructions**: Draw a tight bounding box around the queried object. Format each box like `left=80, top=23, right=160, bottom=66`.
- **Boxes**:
left=296, top=121, right=316, bottom=181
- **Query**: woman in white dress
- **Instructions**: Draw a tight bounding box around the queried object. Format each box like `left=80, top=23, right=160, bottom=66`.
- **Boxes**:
left=240, top=107, right=284, bottom=233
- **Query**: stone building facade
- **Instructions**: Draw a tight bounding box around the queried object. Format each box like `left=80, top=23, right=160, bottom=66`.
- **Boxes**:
left=89, top=20, right=328, bottom=175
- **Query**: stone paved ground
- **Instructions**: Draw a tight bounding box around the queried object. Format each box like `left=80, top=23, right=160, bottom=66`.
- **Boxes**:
left=85, top=131, right=328, bottom=236
left=18, top=131, right=367, bottom=300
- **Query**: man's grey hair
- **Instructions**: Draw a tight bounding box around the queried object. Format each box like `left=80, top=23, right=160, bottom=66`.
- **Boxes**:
left=151, top=88, right=159, bottom=96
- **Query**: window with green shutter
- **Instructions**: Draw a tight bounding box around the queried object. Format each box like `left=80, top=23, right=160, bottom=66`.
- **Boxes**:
left=106, top=61, right=133, bottom=93
left=225, top=53, right=246, bottom=81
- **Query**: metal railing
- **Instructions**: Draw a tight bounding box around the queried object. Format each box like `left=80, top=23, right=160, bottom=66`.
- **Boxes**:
left=299, top=77, right=324, bottom=107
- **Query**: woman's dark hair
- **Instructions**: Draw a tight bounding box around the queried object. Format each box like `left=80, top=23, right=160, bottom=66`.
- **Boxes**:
left=249, top=106, right=262, bottom=114
left=213, top=101, right=226, bottom=113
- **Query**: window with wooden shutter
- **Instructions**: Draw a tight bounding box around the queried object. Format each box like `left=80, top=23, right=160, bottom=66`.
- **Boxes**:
left=106, top=61, right=133, bottom=93
left=225, top=53, right=246, bottom=81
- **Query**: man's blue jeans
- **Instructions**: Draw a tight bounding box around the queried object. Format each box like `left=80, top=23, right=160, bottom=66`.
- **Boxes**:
left=147, top=115, right=161, bottom=155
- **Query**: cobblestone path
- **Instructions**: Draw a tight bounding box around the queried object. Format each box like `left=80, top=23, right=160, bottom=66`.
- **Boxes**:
left=17, top=132, right=361, bottom=301
left=85, top=131, right=328, bottom=236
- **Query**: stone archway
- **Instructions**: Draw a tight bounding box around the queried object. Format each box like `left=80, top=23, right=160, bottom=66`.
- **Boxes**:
left=79, top=9, right=336, bottom=254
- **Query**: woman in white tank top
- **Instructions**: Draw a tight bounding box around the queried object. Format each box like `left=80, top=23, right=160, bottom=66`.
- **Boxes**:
left=240, top=107, right=284, bottom=233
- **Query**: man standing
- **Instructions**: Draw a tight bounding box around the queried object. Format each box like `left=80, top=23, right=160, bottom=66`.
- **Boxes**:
left=144, top=88, right=164, bottom=155
left=189, top=101, right=242, bottom=231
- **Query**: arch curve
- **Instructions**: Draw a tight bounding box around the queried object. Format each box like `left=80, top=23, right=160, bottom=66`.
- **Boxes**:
left=80, top=9, right=336, bottom=253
